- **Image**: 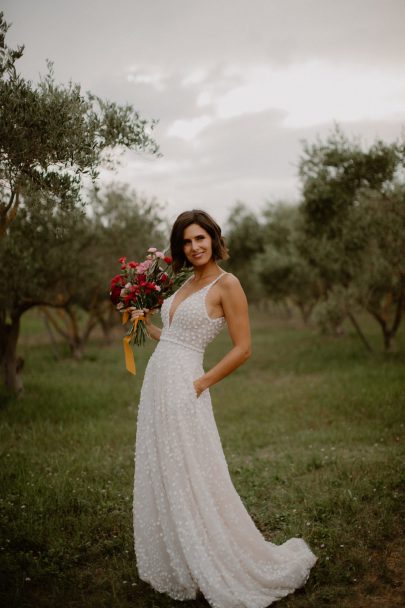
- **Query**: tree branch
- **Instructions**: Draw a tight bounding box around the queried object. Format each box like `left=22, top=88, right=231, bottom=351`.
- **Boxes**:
left=390, top=276, right=404, bottom=336
left=348, top=312, right=373, bottom=353
left=40, top=307, right=71, bottom=341
left=4, top=189, right=15, bottom=213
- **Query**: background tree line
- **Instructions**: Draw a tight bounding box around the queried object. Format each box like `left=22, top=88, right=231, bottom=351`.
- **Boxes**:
left=225, top=127, right=405, bottom=354
left=0, top=13, right=162, bottom=393
left=1, top=11, right=404, bottom=396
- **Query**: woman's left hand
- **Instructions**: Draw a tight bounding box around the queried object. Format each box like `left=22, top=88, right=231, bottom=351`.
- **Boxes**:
left=193, top=377, right=208, bottom=399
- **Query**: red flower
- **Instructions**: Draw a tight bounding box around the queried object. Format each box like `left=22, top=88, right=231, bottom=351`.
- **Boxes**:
left=136, top=281, right=157, bottom=294
left=110, top=274, right=125, bottom=288
left=118, top=256, right=127, bottom=264
left=110, top=285, right=122, bottom=304
left=160, top=272, right=168, bottom=283
left=164, top=256, right=172, bottom=264
left=128, top=261, right=138, bottom=268
left=130, top=285, right=140, bottom=296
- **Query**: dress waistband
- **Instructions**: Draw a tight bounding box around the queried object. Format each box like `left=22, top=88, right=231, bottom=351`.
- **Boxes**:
left=159, top=335, right=204, bottom=354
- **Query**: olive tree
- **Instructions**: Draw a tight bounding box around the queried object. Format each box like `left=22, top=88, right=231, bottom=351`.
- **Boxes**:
left=257, top=203, right=322, bottom=323
left=0, top=191, right=92, bottom=393
left=299, top=126, right=405, bottom=351
left=0, top=12, right=161, bottom=393
left=0, top=12, right=159, bottom=237
left=223, top=202, right=265, bottom=302
left=41, top=183, right=167, bottom=352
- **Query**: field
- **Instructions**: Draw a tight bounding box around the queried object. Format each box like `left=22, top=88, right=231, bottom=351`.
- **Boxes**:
left=0, top=309, right=404, bottom=607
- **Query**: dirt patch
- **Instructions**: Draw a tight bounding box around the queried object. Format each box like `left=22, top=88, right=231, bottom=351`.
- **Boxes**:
left=342, top=539, right=404, bottom=608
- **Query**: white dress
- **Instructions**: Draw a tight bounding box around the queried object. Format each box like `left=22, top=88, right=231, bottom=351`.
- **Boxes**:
left=133, top=271, right=317, bottom=608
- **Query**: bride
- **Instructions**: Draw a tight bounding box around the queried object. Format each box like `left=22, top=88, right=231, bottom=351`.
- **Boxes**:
left=128, top=209, right=317, bottom=608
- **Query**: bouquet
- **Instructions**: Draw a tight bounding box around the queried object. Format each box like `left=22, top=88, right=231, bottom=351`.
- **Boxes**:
left=110, top=247, right=189, bottom=373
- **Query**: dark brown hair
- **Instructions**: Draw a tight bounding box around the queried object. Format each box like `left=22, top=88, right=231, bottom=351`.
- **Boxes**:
left=170, top=209, right=229, bottom=272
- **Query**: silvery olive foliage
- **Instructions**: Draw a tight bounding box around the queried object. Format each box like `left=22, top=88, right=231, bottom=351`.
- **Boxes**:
left=0, top=11, right=159, bottom=238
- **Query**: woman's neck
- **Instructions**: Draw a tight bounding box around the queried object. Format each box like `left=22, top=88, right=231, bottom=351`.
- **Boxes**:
left=192, top=261, right=222, bottom=282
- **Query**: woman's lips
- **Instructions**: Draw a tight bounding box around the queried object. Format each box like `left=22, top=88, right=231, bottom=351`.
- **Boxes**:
left=192, top=252, right=204, bottom=258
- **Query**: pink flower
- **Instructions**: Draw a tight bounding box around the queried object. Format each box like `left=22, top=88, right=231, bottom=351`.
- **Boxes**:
left=136, top=260, right=152, bottom=273
left=155, top=251, right=164, bottom=259
left=125, top=282, right=131, bottom=289
left=155, top=285, right=161, bottom=292
left=147, top=247, right=157, bottom=253
left=116, top=302, right=124, bottom=310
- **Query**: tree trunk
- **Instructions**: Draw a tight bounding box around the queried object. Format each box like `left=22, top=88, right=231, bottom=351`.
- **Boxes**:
left=98, top=315, right=113, bottom=345
left=367, top=281, right=404, bottom=352
left=68, top=336, right=84, bottom=360
left=41, top=305, right=94, bottom=359
left=348, top=312, right=373, bottom=353
left=0, top=314, right=23, bottom=394
left=96, top=305, right=116, bottom=345
left=296, top=300, right=315, bottom=325
left=383, top=329, right=396, bottom=353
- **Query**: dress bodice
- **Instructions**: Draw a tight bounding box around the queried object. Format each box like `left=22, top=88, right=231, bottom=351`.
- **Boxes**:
left=159, top=271, right=227, bottom=354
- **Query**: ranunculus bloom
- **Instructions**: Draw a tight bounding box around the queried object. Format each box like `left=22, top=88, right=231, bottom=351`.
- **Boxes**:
left=164, top=256, right=172, bottom=264
left=160, top=272, right=168, bottom=282
left=128, top=261, right=138, bottom=268
left=110, top=274, right=125, bottom=287
left=147, top=247, right=157, bottom=253
left=155, top=251, right=164, bottom=258
left=144, top=281, right=157, bottom=293
left=118, top=256, right=127, bottom=264
left=110, top=285, right=122, bottom=305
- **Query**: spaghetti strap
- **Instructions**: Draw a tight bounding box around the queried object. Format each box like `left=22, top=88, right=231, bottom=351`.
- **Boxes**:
left=206, top=270, right=227, bottom=288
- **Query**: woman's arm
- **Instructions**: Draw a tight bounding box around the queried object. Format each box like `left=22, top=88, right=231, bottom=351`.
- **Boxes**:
left=128, top=308, right=162, bottom=341
left=193, top=274, right=251, bottom=398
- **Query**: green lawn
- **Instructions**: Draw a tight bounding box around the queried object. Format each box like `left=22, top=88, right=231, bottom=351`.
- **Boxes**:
left=0, top=310, right=404, bottom=607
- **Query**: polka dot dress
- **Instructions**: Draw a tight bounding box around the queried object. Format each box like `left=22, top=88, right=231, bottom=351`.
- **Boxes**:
left=133, top=271, right=317, bottom=607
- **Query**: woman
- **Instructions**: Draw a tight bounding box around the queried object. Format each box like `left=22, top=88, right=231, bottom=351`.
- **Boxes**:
left=129, top=210, right=317, bottom=608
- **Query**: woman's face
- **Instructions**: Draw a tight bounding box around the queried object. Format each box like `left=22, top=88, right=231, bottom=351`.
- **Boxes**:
left=183, top=223, right=213, bottom=267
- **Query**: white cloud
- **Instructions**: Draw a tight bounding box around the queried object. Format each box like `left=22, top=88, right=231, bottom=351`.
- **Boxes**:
left=181, top=69, right=208, bottom=87
left=126, top=68, right=166, bottom=91
left=197, top=61, right=405, bottom=128
left=167, top=115, right=214, bottom=140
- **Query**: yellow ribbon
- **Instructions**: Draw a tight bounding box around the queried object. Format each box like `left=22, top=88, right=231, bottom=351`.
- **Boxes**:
left=121, top=311, right=144, bottom=375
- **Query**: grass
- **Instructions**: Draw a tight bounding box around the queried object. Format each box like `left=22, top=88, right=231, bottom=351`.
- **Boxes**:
left=0, top=309, right=404, bottom=607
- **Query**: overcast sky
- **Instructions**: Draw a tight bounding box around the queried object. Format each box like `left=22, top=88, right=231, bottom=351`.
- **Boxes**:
left=4, top=0, right=405, bottom=226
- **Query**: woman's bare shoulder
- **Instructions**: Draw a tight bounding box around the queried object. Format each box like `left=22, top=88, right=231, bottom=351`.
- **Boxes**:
left=220, top=272, right=243, bottom=291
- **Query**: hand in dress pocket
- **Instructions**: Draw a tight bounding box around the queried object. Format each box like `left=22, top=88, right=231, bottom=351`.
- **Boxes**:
left=193, top=377, right=208, bottom=399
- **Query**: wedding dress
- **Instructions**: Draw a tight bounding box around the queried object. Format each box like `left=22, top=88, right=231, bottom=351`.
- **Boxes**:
left=133, top=270, right=317, bottom=608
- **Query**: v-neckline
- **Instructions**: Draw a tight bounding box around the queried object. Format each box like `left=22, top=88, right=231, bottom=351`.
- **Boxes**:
left=168, top=271, right=225, bottom=329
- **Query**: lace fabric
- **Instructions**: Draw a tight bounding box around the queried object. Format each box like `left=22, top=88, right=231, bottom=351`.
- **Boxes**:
left=133, top=271, right=317, bottom=607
